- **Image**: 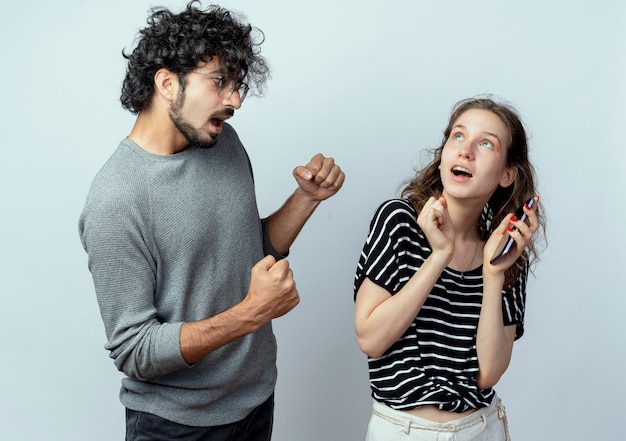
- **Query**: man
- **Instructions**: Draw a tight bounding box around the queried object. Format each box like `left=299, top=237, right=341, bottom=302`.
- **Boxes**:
left=78, top=2, right=344, bottom=440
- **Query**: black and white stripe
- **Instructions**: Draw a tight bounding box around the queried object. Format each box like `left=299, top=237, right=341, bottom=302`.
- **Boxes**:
left=354, top=199, right=527, bottom=412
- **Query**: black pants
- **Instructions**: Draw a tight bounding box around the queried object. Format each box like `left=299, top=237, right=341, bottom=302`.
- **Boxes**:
left=125, top=394, right=274, bottom=441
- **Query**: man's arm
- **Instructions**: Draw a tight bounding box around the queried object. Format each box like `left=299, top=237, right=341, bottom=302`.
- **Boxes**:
left=265, top=153, right=345, bottom=254
left=180, top=255, right=299, bottom=364
left=182, top=154, right=344, bottom=362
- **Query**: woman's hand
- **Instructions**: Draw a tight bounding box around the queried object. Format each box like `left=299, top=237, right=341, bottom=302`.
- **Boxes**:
left=417, top=195, right=455, bottom=259
left=484, top=196, right=540, bottom=276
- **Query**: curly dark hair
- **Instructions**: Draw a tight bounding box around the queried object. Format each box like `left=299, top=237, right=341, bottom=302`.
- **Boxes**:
left=401, top=96, right=546, bottom=288
left=120, top=1, right=270, bottom=114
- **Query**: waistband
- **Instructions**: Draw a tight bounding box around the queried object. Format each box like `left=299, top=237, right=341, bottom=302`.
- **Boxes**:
left=372, top=396, right=509, bottom=438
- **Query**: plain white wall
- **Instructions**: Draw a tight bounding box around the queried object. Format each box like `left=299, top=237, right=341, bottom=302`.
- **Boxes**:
left=1, top=0, right=624, bottom=439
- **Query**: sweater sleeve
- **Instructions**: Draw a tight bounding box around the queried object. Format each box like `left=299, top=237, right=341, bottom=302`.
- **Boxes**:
left=79, top=165, right=189, bottom=381
left=260, top=218, right=288, bottom=260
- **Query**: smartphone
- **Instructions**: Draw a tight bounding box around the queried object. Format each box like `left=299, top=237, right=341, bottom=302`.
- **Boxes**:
left=489, top=197, right=536, bottom=265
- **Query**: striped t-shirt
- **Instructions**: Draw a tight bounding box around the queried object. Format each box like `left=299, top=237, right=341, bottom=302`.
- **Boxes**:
left=354, top=199, right=527, bottom=412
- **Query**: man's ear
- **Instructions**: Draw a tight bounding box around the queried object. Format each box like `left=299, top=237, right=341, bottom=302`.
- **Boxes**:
left=499, top=166, right=518, bottom=188
left=154, top=68, right=178, bottom=102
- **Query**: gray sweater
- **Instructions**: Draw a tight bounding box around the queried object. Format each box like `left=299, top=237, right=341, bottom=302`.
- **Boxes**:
left=79, top=124, right=278, bottom=427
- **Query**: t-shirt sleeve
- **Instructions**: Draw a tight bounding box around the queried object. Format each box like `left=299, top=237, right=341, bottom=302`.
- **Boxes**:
left=502, top=260, right=528, bottom=340
left=354, top=199, right=422, bottom=299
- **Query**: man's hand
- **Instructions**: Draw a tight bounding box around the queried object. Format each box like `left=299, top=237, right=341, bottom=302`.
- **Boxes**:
left=292, top=153, right=345, bottom=202
left=245, top=255, right=300, bottom=322
left=179, top=256, right=299, bottom=364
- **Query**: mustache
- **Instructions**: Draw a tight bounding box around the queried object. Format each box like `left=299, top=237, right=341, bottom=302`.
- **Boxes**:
left=211, top=107, right=235, bottom=118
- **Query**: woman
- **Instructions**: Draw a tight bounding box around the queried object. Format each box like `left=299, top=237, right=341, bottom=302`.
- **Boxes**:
left=354, top=97, right=545, bottom=440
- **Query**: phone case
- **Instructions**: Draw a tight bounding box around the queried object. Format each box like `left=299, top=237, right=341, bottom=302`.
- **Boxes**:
left=489, top=197, right=536, bottom=265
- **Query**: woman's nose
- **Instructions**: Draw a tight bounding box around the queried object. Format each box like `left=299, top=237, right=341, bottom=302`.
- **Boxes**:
left=458, top=146, right=473, bottom=159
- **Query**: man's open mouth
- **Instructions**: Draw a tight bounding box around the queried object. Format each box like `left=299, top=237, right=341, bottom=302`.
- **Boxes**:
left=210, top=118, right=224, bottom=128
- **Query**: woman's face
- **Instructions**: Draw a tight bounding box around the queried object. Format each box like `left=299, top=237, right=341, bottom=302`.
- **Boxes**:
left=439, top=108, right=517, bottom=202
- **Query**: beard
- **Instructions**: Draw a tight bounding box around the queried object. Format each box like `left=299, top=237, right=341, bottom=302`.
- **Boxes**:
left=169, top=89, right=222, bottom=149
left=170, top=113, right=217, bottom=149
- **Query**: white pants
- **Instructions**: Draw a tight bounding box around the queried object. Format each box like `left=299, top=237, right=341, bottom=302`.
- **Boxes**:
left=366, top=397, right=511, bottom=441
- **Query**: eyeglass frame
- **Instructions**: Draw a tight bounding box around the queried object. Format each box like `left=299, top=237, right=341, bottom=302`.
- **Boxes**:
left=188, top=71, right=249, bottom=103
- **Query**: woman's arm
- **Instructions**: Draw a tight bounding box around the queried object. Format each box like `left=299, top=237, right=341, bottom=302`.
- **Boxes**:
left=475, top=272, right=517, bottom=389
left=354, top=251, right=451, bottom=358
left=476, top=199, right=539, bottom=388
left=355, top=195, right=454, bottom=358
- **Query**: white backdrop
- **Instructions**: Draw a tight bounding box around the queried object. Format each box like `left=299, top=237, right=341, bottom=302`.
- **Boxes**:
left=1, top=1, right=624, bottom=440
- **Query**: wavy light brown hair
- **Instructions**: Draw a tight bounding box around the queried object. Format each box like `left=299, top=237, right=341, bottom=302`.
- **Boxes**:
left=401, top=97, right=545, bottom=288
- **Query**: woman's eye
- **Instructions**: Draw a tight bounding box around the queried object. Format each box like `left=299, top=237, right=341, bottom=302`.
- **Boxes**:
left=479, top=140, right=494, bottom=149
left=453, top=133, right=464, bottom=141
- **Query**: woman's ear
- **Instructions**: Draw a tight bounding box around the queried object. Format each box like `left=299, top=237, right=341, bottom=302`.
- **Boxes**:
left=499, top=166, right=518, bottom=188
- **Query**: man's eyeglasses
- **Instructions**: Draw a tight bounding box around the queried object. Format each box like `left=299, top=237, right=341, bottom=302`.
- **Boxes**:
left=213, top=76, right=249, bottom=103
left=189, top=71, right=249, bottom=103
